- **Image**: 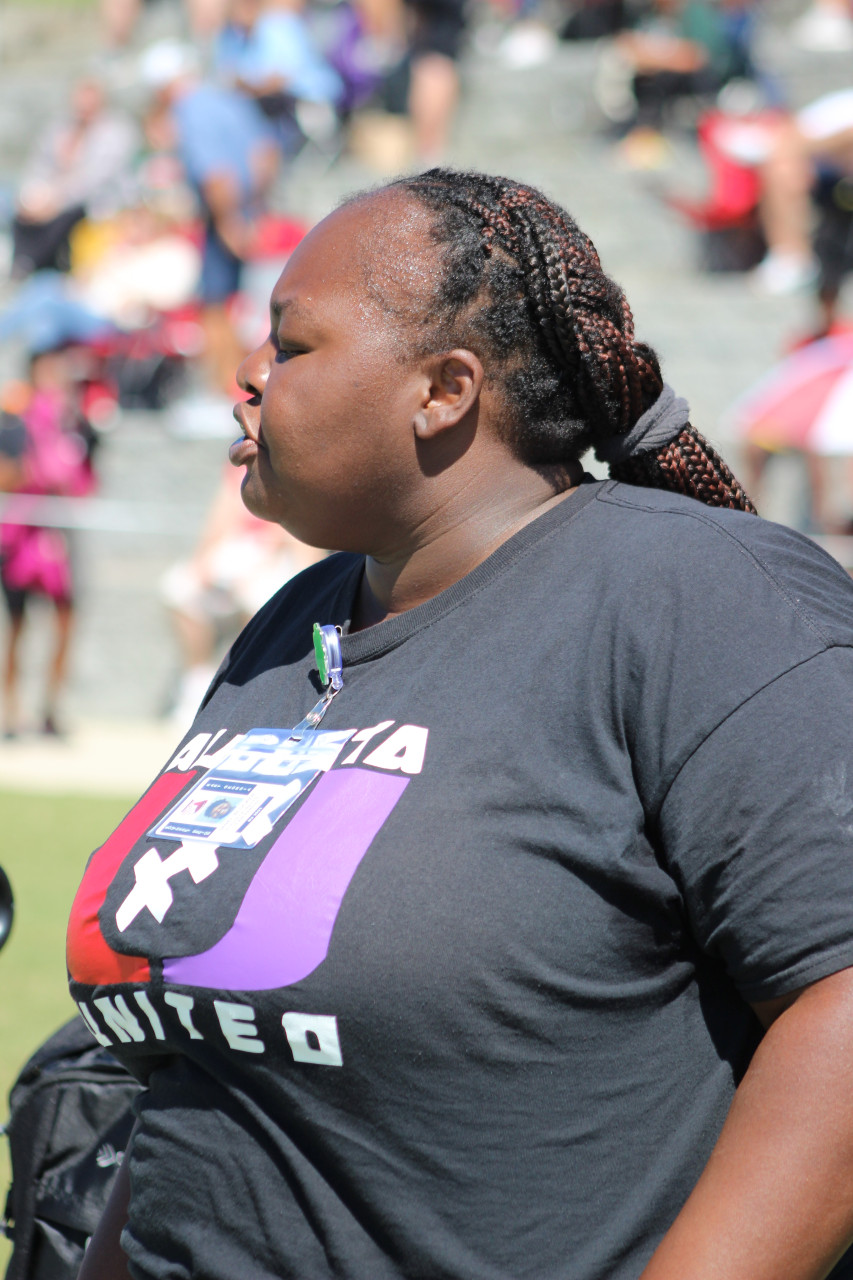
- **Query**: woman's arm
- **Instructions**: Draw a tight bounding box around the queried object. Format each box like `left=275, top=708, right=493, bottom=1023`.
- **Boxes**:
left=77, top=1142, right=133, bottom=1280
left=640, top=965, right=853, bottom=1280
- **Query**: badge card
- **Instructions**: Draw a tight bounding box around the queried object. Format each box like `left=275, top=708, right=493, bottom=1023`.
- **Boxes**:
left=150, top=727, right=356, bottom=850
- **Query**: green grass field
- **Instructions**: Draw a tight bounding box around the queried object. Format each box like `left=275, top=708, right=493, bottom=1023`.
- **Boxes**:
left=0, top=789, right=133, bottom=1267
left=13, top=0, right=97, bottom=7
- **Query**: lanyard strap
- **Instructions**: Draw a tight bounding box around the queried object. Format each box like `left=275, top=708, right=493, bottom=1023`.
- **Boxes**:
left=289, top=685, right=340, bottom=740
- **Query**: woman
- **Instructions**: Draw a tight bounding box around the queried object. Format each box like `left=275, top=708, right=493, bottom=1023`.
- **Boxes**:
left=70, top=170, right=853, bottom=1280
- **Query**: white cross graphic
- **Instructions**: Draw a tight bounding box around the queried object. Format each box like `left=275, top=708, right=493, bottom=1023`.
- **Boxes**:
left=116, top=842, right=219, bottom=932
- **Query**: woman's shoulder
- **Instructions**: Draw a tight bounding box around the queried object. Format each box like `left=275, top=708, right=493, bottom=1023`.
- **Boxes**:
left=587, top=479, right=853, bottom=647
left=575, top=483, right=853, bottom=807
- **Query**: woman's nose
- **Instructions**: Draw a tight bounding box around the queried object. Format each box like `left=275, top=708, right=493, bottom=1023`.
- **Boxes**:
left=236, top=342, right=269, bottom=398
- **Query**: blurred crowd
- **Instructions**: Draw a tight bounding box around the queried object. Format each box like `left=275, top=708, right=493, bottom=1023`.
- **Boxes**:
left=2, top=0, right=853, bottom=736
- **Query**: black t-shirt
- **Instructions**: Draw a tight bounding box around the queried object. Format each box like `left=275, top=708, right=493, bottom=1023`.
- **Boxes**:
left=67, top=480, right=853, bottom=1280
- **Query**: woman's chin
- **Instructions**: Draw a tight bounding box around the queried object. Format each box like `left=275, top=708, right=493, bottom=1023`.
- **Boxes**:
left=235, top=470, right=274, bottom=522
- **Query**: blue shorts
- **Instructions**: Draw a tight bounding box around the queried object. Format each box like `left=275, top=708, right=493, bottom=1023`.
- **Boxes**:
left=200, top=219, right=243, bottom=305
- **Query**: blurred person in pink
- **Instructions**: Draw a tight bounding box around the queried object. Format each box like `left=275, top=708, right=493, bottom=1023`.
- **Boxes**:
left=0, top=349, right=98, bottom=738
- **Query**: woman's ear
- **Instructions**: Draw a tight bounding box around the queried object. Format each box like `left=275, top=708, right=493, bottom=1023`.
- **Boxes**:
left=414, top=349, right=484, bottom=441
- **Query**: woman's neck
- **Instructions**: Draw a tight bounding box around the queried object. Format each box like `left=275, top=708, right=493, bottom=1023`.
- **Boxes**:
left=351, top=460, right=583, bottom=632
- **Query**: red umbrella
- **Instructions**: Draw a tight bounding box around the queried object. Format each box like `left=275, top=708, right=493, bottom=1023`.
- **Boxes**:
left=729, top=333, right=853, bottom=455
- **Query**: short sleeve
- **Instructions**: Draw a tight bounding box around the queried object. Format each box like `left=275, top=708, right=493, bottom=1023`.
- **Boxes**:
left=658, top=646, right=853, bottom=1002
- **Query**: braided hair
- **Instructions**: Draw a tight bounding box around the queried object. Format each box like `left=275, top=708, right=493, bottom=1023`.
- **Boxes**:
left=370, top=169, right=755, bottom=513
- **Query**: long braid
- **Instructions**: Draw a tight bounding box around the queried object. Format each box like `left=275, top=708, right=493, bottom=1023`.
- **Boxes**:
left=613, top=430, right=757, bottom=512
left=382, top=169, right=755, bottom=515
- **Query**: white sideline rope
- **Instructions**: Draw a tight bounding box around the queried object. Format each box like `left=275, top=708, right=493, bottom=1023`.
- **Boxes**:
left=0, top=494, right=207, bottom=534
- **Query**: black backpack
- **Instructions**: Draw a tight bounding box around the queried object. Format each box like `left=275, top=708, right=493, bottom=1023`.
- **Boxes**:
left=2, top=1018, right=140, bottom=1280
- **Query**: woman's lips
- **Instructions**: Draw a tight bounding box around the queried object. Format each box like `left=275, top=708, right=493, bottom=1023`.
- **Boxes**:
left=229, top=434, right=258, bottom=466
left=230, top=403, right=261, bottom=466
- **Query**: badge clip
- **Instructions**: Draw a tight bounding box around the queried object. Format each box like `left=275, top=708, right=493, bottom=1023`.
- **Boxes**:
left=312, top=622, right=343, bottom=691
left=290, top=624, right=344, bottom=741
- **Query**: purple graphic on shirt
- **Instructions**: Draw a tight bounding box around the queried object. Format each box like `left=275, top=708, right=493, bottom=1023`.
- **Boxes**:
left=163, top=767, right=408, bottom=990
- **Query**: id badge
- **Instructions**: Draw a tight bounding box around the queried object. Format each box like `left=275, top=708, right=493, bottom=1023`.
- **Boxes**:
left=149, top=727, right=355, bottom=850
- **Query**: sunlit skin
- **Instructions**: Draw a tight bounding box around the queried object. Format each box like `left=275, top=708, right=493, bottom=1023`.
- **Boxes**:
left=231, top=190, right=581, bottom=630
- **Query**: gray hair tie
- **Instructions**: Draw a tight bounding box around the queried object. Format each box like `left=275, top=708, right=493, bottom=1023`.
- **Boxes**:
left=594, top=384, right=690, bottom=465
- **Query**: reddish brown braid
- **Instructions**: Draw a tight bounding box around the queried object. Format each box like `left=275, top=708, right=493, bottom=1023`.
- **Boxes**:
left=383, top=169, right=756, bottom=514
left=611, top=429, right=757, bottom=511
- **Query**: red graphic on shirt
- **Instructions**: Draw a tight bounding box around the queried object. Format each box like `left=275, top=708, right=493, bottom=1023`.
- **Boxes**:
left=66, top=771, right=196, bottom=985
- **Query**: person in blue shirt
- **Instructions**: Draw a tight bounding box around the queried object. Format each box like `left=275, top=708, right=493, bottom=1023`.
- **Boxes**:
left=216, top=0, right=343, bottom=106
left=215, top=0, right=344, bottom=157
left=140, top=39, right=279, bottom=387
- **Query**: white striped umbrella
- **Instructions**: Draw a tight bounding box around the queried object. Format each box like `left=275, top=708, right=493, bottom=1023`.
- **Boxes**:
left=729, top=333, right=853, bottom=455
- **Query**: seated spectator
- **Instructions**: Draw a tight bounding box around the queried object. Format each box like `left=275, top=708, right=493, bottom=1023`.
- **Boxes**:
left=750, top=90, right=853, bottom=296
left=215, top=0, right=344, bottom=155
left=161, top=464, right=325, bottom=729
left=560, top=0, right=627, bottom=41
left=304, top=0, right=403, bottom=117
left=405, top=0, right=467, bottom=161
left=216, top=0, right=344, bottom=105
left=792, top=0, right=853, bottom=52
left=70, top=206, right=201, bottom=330
left=614, top=0, right=747, bottom=160
left=100, top=0, right=230, bottom=47
left=11, top=78, right=139, bottom=278
left=717, top=0, right=759, bottom=84
left=100, top=0, right=147, bottom=47
left=0, top=270, right=113, bottom=353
